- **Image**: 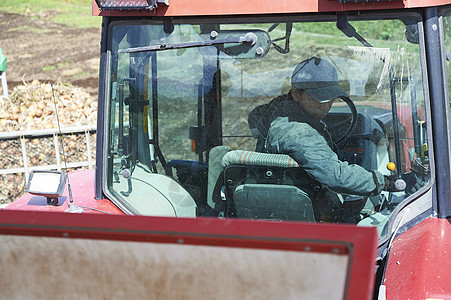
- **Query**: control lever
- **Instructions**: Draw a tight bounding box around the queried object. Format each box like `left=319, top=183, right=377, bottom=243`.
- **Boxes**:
left=385, top=162, right=406, bottom=192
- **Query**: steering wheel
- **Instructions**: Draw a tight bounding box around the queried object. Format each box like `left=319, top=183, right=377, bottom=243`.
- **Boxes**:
left=329, top=96, right=358, bottom=146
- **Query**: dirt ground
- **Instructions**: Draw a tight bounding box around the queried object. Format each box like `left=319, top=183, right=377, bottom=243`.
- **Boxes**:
left=0, top=11, right=100, bottom=96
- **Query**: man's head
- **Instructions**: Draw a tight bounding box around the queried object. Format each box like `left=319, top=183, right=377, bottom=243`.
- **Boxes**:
left=291, top=57, right=348, bottom=119
left=291, top=87, right=334, bottom=120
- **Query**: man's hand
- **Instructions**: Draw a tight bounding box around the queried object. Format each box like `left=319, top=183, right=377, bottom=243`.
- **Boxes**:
left=384, top=173, right=425, bottom=193
left=384, top=175, right=406, bottom=192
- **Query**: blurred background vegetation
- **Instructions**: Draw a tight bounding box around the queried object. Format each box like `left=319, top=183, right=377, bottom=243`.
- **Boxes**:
left=0, top=0, right=100, bottom=28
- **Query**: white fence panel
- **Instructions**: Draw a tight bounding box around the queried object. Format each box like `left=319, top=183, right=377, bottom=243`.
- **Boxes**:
left=0, top=125, right=96, bottom=178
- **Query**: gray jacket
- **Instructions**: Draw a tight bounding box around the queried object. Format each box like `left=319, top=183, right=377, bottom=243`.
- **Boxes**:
left=248, top=92, right=385, bottom=196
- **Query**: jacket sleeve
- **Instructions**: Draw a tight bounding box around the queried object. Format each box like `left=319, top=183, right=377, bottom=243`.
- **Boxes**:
left=266, top=117, right=385, bottom=196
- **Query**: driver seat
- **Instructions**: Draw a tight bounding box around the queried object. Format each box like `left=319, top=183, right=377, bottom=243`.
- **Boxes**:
left=221, top=150, right=315, bottom=222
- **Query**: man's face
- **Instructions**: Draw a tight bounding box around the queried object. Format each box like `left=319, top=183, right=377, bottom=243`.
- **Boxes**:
left=291, top=87, right=334, bottom=120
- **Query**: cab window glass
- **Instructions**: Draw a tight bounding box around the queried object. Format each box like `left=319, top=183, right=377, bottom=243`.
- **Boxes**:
left=105, top=16, right=430, bottom=238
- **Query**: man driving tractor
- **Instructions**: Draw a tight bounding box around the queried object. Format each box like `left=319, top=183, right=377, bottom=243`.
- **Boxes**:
left=248, top=57, right=391, bottom=221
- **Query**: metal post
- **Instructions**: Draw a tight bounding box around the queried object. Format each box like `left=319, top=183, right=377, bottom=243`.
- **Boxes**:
left=425, top=7, right=451, bottom=218
left=95, top=16, right=110, bottom=200
left=20, top=137, right=29, bottom=180
left=85, top=130, right=93, bottom=169
left=53, top=133, right=61, bottom=171
left=0, top=72, right=7, bottom=99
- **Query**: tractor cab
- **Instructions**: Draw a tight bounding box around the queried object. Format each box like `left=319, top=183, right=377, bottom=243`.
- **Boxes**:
left=101, top=12, right=431, bottom=239
left=5, top=1, right=451, bottom=298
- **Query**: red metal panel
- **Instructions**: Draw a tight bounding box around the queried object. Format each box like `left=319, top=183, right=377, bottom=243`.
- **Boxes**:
left=384, top=217, right=451, bottom=299
left=0, top=209, right=378, bottom=299
left=3, top=169, right=124, bottom=215
left=406, top=0, right=451, bottom=7
left=92, top=0, right=451, bottom=17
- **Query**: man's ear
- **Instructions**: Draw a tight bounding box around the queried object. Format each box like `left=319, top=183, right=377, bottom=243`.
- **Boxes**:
left=291, top=87, right=304, bottom=102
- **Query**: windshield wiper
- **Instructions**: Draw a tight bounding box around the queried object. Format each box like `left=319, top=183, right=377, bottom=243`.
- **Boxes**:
left=118, top=32, right=257, bottom=54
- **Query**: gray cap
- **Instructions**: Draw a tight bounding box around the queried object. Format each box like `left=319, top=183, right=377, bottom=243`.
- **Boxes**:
left=291, top=57, right=348, bottom=103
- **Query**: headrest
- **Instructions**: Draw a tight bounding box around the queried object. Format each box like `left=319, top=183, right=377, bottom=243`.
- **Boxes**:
left=222, top=150, right=299, bottom=168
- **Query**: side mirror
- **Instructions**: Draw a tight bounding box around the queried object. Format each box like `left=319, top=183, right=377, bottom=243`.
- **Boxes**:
left=26, top=170, right=67, bottom=206
left=405, top=24, right=419, bottom=45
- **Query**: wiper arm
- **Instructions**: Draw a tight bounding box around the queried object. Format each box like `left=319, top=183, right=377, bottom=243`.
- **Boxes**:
left=118, top=32, right=257, bottom=54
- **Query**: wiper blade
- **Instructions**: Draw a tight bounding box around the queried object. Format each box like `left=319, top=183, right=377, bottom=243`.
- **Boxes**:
left=118, top=32, right=257, bottom=54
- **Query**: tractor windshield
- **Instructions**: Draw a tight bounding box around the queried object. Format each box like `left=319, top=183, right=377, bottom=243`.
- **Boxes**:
left=105, top=14, right=431, bottom=238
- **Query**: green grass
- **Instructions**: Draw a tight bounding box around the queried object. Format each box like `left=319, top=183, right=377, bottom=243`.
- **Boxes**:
left=7, top=25, right=50, bottom=33
left=42, top=65, right=56, bottom=72
left=58, top=60, right=72, bottom=68
left=41, top=60, right=73, bottom=72
left=0, top=0, right=101, bottom=28
left=73, top=71, right=91, bottom=79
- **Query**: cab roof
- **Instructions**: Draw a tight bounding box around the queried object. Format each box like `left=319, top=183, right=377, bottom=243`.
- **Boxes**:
left=93, top=0, right=451, bottom=17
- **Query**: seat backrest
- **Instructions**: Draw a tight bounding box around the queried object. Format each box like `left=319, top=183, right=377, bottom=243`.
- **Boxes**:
left=207, top=145, right=229, bottom=209
left=221, top=150, right=315, bottom=222
left=233, top=184, right=315, bottom=221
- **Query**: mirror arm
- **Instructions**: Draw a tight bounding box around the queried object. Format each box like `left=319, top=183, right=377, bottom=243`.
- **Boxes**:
left=271, top=23, right=292, bottom=54
left=337, top=13, right=373, bottom=48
